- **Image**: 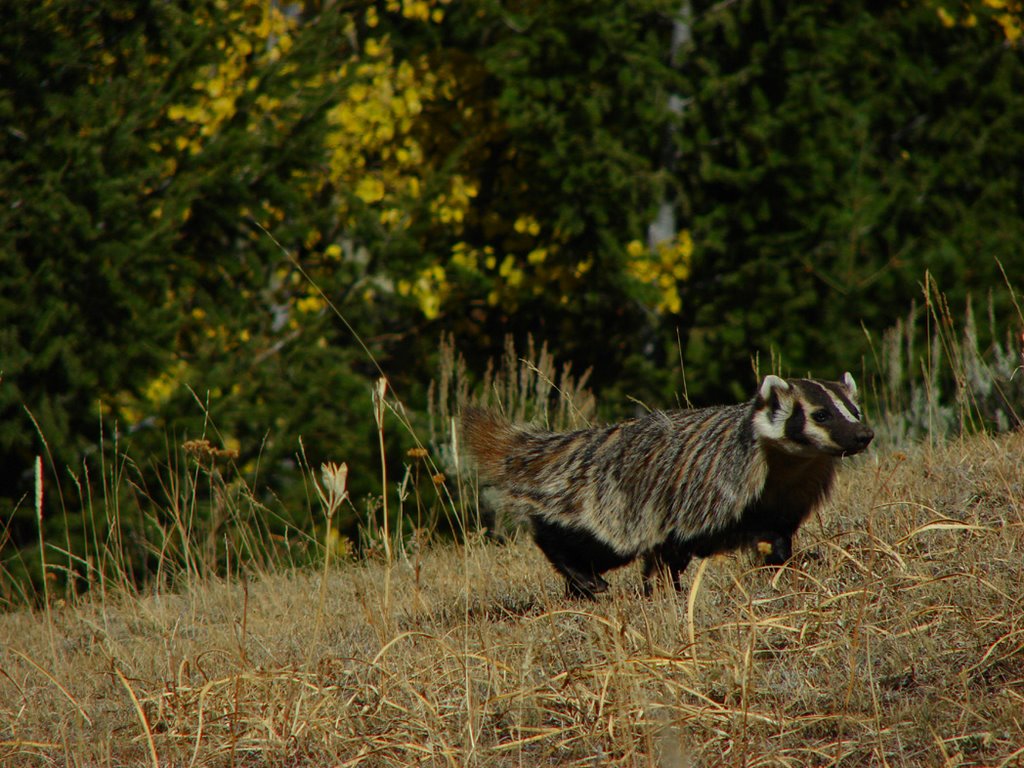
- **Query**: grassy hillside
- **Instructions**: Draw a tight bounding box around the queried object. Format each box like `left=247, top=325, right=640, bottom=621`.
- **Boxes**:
left=1, top=431, right=1022, bottom=766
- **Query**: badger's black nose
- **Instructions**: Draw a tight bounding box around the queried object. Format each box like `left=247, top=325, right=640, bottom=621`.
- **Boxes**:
left=841, top=426, right=874, bottom=455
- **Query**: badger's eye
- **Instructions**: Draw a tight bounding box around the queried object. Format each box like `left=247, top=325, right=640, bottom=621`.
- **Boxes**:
left=811, top=409, right=832, bottom=423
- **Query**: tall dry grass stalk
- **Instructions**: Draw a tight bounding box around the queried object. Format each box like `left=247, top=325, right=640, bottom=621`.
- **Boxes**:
left=32, top=454, right=58, bottom=670
left=313, top=460, right=348, bottom=640
left=429, top=334, right=598, bottom=539
left=373, top=377, right=393, bottom=564
left=429, top=333, right=597, bottom=440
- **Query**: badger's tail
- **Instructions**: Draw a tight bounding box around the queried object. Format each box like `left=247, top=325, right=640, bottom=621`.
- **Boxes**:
left=460, top=407, right=524, bottom=484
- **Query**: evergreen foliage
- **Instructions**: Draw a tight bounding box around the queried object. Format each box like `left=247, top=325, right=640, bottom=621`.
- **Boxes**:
left=1, top=0, right=1021, bottom=597
left=675, top=0, right=1024, bottom=400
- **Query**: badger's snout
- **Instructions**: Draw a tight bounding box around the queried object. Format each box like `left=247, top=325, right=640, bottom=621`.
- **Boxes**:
left=843, top=425, right=874, bottom=455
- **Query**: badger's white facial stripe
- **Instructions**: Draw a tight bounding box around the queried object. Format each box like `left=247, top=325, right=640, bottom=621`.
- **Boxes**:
left=829, top=393, right=861, bottom=424
left=805, top=381, right=863, bottom=425
left=818, top=380, right=863, bottom=423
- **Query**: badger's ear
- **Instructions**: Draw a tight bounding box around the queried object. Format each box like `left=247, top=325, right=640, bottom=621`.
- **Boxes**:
left=842, top=371, right=857, bottom=396
left=759, top=374, right=790, bottom=401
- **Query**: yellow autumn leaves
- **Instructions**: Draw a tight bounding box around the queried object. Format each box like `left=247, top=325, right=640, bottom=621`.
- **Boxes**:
left=166, top=1, right=294, bottom=155
left=626, top=231, right=694, bottom=315
left=394, top=230, right=693, bottom=321
left=325, top=43, right=435, bottom=222
left=156, top=0, right=695, bottom=329
left=935, top=0, right=1023, bottom=42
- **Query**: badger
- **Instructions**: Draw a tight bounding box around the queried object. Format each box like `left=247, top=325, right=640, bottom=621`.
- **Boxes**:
left=462, top=373, right=873, bottom=599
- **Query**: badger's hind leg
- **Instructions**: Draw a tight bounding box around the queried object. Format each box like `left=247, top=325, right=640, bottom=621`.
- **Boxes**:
left=564, top=570, right=611, bottom=600
left=530, top=516, right=631, bottom=600
left=641, top=540, right=692, bottom=595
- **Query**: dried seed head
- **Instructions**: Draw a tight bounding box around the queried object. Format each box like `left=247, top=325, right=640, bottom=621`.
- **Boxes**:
left=320, top=462, right=349, bottom=506
left=183, top=439, right=238, bottom=461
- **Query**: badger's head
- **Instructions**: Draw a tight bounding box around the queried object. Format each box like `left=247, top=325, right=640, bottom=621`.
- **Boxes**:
left=752, top=373, right=874, bottom=457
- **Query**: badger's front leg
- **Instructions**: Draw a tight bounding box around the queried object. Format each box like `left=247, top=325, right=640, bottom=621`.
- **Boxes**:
left=754, top=531, right=793, bottom=567
left=743, top=501, right=802, bottom=567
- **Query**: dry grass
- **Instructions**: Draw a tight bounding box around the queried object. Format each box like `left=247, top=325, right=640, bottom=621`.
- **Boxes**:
left=2, top=432, right=1023, bottom=767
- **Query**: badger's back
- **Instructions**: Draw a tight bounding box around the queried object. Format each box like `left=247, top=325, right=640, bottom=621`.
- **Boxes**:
left=461, top=404, right=768, bottom=556
left=656, top=404, right=769, bottom=535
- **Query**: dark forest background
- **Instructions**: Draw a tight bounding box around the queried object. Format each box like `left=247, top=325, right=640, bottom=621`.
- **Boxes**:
left=2, top=0, right=1022, bottom=599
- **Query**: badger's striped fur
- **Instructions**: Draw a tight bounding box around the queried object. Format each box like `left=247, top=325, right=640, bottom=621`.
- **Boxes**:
left=462, top=373, right=873, bottom=598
